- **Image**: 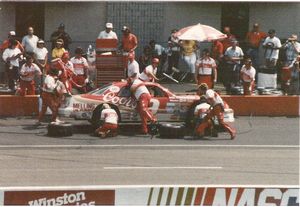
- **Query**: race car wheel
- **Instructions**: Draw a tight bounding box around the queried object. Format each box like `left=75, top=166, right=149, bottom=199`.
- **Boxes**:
left=47, top=122, right=73, bottom=137
left=185, top=102, right=198, bottom=128
left=90, top=104, right=121, bottom=129
left=158, top=123, right=186, bottom=139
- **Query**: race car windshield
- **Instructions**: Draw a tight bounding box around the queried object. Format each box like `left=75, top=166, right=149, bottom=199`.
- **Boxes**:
left=87, top=83, right=112, bottom=95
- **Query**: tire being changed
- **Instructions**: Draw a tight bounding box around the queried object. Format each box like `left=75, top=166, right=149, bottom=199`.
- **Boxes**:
left=158, top=123, right=186, bottom=139
left=47, top=123, right=73, bottom=137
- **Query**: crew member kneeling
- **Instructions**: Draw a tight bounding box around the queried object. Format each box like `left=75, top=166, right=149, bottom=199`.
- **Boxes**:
left=95, top=104, right=118, bottom=138
left=130, top=78, right=156, bottom=134
left=196, top=83, right=236, bottom=139
left=240, top=58, right=256, bottom=95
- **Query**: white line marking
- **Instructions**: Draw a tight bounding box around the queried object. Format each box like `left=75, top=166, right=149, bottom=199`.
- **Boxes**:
left=0, top=144, right=298, bottom=149
left=104, top=166, right=223, bottom=170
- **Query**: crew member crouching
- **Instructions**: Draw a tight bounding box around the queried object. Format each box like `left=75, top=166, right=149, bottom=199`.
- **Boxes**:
left=95, top=104, right=118, bottom=138
left=139, top=58, right=159, bottom=82
left=196, top=83, right=236, bottom=139
left=37, top=68, right=64, bottom=124
left=130, top=78, right=157, bottom=134
left=240, top=58, right=256, bottom=95
left=195, top=49, right=217, bottom=88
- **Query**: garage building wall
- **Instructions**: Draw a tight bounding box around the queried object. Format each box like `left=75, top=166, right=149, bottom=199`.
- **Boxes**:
left=0, top=3, right=15, bottom=44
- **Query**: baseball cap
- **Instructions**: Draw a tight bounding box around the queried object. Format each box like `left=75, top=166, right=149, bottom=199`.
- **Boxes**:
left=106, top=23, right=113, bottom=29
left=37, top=39, right=45, bottom=44
left=56, top=39, right=64, bottom=44
left=268, top=29, right=276, bottom=34
left=9, top=31, right=16, bottom=36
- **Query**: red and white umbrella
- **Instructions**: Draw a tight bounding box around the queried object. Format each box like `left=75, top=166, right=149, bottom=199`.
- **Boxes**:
left=175, top=23, right=227, bottom=41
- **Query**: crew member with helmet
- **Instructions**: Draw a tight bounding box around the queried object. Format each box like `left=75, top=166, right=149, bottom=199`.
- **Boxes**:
left=95, top=104, right=119, bottom=138
left=70, top=47, right=89, bottom=93
left=130, top=76, right=157, bottom=134
left=19, top=55, right=42, bottom=96
left=195, top=83, right=236, bottom=139
left=139, top=58, right=160, bottom=82
left=37, top=68, right=64, bottom=125
left=195, top=49, right=217, bottom=88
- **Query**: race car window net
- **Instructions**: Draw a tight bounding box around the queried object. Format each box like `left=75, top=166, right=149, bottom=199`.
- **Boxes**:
left=118, top=86, right=131, bottom=97
left=88, top=83, right=112, bottom=95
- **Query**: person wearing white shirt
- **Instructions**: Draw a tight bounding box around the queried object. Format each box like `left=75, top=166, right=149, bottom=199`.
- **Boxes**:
left=262, top=29, right=282, bottom=68
left=127, top=53, right=140, bottom=79
left=97, top=23, right=118, bottom=39
left=2, top=39, right=22, bottom=91
left=95, top=104, right=119, bottom=138
left=139, top=58, right=159, bottom=82
left=22, top=27, right=39, bottom=54
left=282, top=34, right=300, bottom=66
left=240, top=58, right=256, bottom=95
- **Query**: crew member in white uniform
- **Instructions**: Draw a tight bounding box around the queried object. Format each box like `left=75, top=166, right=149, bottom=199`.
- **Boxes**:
left=139, top=58, right=159, bottom=82
left=95, top=104, right=119, bottom=138
left=127, top=53, right=140, bottom=78
left=240, top=58, right=256, bottom=95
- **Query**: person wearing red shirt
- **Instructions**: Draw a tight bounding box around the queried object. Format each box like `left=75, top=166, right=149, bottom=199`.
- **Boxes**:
left=121, top=26, right=138, bottom=57
left=0, top=31, right=24, bottom=53
left=245, top=23, right=267, bottom=69
left=221, top=27, right=236, bottom=53
left=211, top=40, right=224, bottom=65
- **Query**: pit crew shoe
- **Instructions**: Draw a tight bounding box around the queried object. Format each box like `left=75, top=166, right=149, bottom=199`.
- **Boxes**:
left=230, top=129, right=236, bottom=140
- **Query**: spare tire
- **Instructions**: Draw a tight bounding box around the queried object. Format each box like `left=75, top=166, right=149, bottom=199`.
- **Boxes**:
left=47, top=122, right=73, bottom=137
left=158, top=123, right=186, bottom=139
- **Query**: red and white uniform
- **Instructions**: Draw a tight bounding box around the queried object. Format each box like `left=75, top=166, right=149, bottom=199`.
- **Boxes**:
left=38, top=75, right=61, bottom=122
left=196, top=89, right=236, bottom=139
left=70, top=57, right=89, bottom=90
left=127, top=60, right=140, bottom=78
left=51, top=59, right=74, bottom=94
left=139, top=65, right=157, bottom=82
left=195, top=57, right=216, bottom=88
left=130, top=79, right=156, bottom=134
left=19, top=63, right=42, bottom=96
left=96, top=108, right=118, bottom=137
left=240, top=65, right=256, bottom=95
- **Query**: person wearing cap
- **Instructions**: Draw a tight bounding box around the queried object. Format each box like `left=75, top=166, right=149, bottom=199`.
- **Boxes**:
left=34, top=39, right=48, bottom=82
left=37, top=68, right=64, bottom=125
left=127, top=52, right=140, bottom=80
left=262, top=29, right=282, bottom=68
left=22, top=27, right=39, bottom=55
left=240, top=58, right=256, bottom=95
left=195, top=83, right=236, bottom=140
left=50, top=23, right=72, bottom=50
left=94, top=104, right=119, bottom=138
left=19, top=55, right=42, bottom=96
left=282, top=34, right=300, bottom=66
left=245, top=23, right=267, bottom=69
left=70, top=47, right=89, bottom=93
left=195, top=49, right=217, bottom=89
left=139, top=58, right=159, bottom=82
left=0, top=31, right=24, bottom=53
left=51, top=39, right=66, bottom=59
left=2, top=39, right=23, bottom=92
left=98, top=23, right=118, bottom=39
left=224, top=39, right=244, bottom=94
left=120, top=26, right=138, bottom=56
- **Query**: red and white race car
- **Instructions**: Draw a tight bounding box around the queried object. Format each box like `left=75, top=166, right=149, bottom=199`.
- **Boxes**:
left=58, top=81, right=234, bottom=127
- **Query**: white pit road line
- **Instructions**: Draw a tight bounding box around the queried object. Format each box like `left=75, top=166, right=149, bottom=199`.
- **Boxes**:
left=103, top=166, right=223, bottom=170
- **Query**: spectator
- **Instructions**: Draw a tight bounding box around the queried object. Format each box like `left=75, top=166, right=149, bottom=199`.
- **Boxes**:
left=51, top=39, right=65, bottom=59
left=70, top=47, right=89, bottom=93
left=195, top=49, right=217, bottom=89
left=287, top=57, right=300, bottom=95
left=138, top=45, right=152, bottom=73
left=127, top=53, right=140, bottom=78
left=211, top=40, right=224, bottom=65
left=97, top=23, right=118, bottom=39
left=149, top=40, right=164, bottom=59
left=245, top=23, right=267, bottom=69
left=94, top=104, right=119, bottom=138
left=240, top=58, right=256, bottom=95
left=222, top=26, right=236, bottom=53
left=0, top=31, right=24, bottom=53
left=2, top=39, right=23, bottom=92
left=139, top=58, right=159, bottom=82
left=33, top=39, right=48, bottom=92
left=167, top=29, right=181, bottom=73
left=19, top=55, right=42, bottom=96
left=262, top=29, right=282, bottom=69
left=282, top=34, right=300, bottom=66
left=224, top=39, right=244, bottom=93
left=22, top=27, right=39, bottom=55
left=120, top=26, right=138, bottom=56
left=50, top=23, right=72, bottom=50
left=179, top=40, right=197, bottom=82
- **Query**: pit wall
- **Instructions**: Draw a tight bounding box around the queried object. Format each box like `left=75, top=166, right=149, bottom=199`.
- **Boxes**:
left=0, top=186, right=298, bottom=206
left=0, top=95, right=299, bottom=117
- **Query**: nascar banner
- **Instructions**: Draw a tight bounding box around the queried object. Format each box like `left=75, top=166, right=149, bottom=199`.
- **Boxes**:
left=0, top=186, right=299, bottom=206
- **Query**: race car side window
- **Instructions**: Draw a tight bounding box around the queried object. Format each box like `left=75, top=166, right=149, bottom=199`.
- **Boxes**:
left=88, top=83, right=112, bottom=95
left=118, top=86, right=131, bottom=97
left=147, top=86, right=166, bottom=97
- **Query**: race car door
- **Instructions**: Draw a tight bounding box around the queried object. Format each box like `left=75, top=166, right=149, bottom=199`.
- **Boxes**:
left=146, top=85, right=170, bottom=121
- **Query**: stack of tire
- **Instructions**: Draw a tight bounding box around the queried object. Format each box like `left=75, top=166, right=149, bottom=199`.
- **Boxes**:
left=47, top=122, right=73, bottom=137
left=158, top=123, right=186, bottom=139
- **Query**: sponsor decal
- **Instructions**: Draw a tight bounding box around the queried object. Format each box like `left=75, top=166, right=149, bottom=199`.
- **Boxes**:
left=73, top=103, right=96, bottom=112
left=103, top=92, right=137, bottom=108
left=146, top=187, right=299, bottom=206
left=109, top=86, right=120, bottom=93
left=4, top=190, right=114, bottom=206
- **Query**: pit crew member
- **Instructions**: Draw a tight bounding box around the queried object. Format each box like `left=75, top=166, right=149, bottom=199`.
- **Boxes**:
left=95, top=104, right=119, bottom=138
left=139, top=58, right=160, bottom=82
left=240, top=58, right=256, bottom=95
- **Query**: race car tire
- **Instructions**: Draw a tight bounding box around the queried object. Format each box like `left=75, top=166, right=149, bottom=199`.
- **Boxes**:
left=47, top=122, right=73, bottom=137
left=90, top=104, right=121, bottom=129
left=158, top=123, right=186, bottom=139
left=185, top=102, right=198, bottom=128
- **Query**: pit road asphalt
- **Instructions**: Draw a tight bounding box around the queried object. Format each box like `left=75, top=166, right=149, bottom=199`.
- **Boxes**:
left=0, top=115, right=299, bottom=187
